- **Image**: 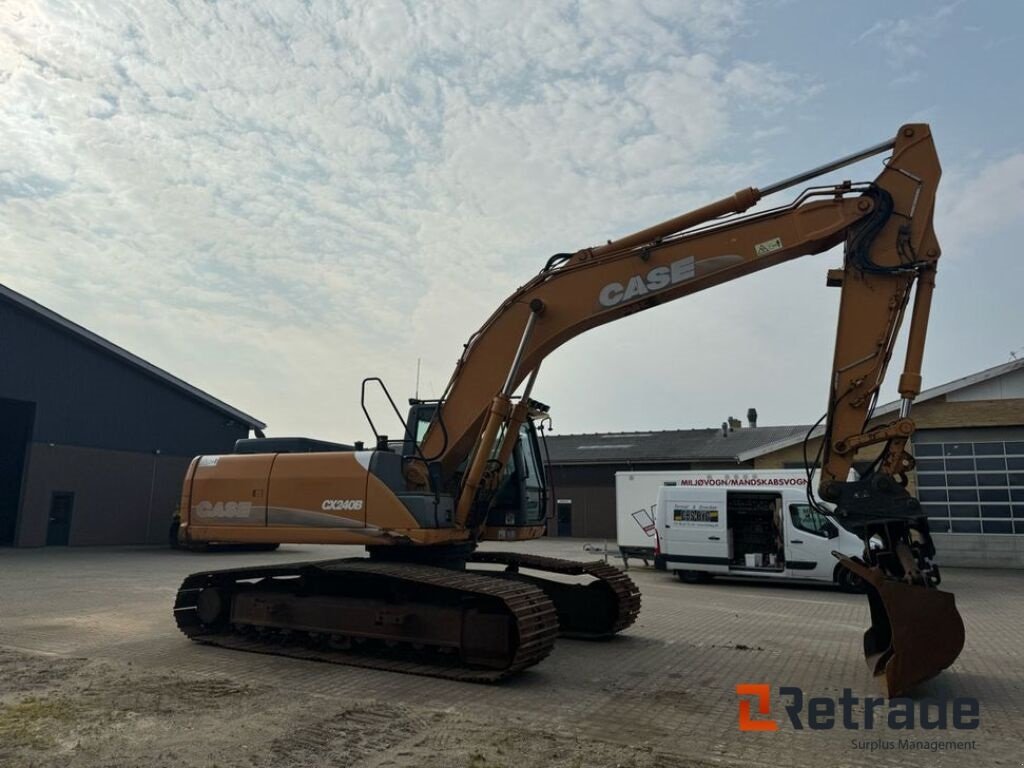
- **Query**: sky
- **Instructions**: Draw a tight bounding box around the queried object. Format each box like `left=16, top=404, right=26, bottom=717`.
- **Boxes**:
left=2, top=0, right=1022, bottom=442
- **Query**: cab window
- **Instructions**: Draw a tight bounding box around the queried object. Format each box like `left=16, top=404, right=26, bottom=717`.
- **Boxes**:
left=789, top=504, right=837, bottom=538
left=415, top=412, right=432, bottom=444
left=519, top=423, right=543, bottom=489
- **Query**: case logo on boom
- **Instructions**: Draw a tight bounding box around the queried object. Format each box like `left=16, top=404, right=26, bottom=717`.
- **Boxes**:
left=598, top=256, right=695, bottom=308
left=322, top=499, right=364, bottom=511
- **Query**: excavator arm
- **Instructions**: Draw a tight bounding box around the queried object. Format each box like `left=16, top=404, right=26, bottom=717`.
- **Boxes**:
left=417, top=123, right=963, bottom=695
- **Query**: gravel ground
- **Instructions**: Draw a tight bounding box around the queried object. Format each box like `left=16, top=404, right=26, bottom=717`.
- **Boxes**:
left=1, top=539, right=1022, bottom=767
left=0, top=646, right=686, bottom=768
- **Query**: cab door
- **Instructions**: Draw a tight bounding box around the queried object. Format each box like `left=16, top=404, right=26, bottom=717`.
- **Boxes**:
left=785, top=500, right=839, bottom=581
left=488, top=421, right=547, bottom=529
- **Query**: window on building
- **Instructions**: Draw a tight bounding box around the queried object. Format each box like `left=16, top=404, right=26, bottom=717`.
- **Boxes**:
left=914, top=440, right=1024, bottom=535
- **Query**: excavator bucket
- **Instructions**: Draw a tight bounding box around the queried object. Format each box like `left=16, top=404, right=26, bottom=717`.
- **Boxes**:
left=835, top=554, right=965, bottom=698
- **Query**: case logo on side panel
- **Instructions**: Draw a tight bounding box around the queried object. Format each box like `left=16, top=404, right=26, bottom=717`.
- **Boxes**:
left=195, top=500, right=252, bottom=519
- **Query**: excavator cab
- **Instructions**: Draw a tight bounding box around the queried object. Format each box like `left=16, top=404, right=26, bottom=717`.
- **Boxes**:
left=487, top=420, right=548, bottom=530
left=405, top=400, right=550, bottom=539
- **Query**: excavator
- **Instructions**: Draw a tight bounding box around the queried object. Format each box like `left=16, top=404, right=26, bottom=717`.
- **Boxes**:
left=173, top=123, right=964, bottom=697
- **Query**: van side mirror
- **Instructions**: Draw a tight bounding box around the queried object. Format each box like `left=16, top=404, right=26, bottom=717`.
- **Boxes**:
left=825, top=522, right=839, bottom=539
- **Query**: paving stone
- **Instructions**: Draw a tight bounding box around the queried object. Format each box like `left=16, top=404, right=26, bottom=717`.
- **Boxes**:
left=0, top=539, right=1019, bottom=766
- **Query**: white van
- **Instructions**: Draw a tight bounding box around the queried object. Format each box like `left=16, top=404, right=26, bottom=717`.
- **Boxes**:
left=650, top=470, right=865, bottom=590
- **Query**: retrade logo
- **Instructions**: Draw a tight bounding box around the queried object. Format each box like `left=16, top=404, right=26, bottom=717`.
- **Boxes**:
left=736, top=684, right=777, bottom=731
left=735, top=684, right=980, bottom=733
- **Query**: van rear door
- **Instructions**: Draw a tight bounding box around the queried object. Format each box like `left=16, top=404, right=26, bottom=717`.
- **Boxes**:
left=660, top=488, right=728, bottom=566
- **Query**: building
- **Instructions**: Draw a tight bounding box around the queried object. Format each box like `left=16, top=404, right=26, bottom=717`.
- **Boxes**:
left=544, top=423, right=809, bottom=539
left=745, top=360, right=1024, bottom=567
left=0, top=284, right=265, bottom=547
left=544, top=360, right=1024, bottom=567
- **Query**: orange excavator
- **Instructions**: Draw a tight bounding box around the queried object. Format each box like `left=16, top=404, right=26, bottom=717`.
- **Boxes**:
left=174, top=124, right=964, bottom=696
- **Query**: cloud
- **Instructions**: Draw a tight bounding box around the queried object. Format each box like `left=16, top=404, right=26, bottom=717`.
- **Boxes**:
left=1, top=0, right=819, bottom=440
left=940, top=153, right=1024, bottom=244
left=852, top=1, right=964, bottom=66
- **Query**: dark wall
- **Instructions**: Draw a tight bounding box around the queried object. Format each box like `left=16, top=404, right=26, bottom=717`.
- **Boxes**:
left=17, top=444, right=191, bottom=546
left=0, top=301, right=249, bottom=456
left=0, top=398, right=34, bottom=544
left=546, top=462, right=693, bottom=538
left=0, top=298, right=256, bottom=546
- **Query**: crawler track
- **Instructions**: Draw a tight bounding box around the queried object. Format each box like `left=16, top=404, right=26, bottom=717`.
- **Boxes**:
left=173, top=558, right=559, bottom=682
left=468, top=551, right=641, bottom=638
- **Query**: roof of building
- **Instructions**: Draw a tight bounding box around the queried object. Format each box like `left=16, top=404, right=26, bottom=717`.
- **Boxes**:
left=545, top=360, right=1024, bottom=466
left=544, top=424, right=811, bottom=465
left=734, top=358, right=1024, bottom=462
left=0, top=283, right=266, bottom=429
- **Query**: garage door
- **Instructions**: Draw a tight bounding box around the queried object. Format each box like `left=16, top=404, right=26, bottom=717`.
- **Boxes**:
left=914, top=434, right=1024, bottom=535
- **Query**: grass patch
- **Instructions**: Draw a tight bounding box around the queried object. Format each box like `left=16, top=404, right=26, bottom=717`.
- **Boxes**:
left=0, top=696, right=80, bottom=750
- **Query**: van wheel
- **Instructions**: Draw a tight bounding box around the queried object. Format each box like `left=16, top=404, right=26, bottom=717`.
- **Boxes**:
left=676, top=570, right=712, bottom=584
left=835, top=565, right=865, bottom=593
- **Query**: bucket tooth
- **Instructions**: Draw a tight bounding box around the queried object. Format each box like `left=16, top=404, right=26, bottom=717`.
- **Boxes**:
left=835, top=553, right=965, bottom=698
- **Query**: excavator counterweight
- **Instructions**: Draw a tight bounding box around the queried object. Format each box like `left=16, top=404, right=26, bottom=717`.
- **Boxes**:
left=174, top=123, right=963, bottom=694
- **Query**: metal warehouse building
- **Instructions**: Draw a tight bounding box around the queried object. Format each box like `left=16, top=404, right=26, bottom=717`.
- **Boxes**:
left=545, top=360, right=1024, bottom=567
left=0, top=284, right=265, bottom=547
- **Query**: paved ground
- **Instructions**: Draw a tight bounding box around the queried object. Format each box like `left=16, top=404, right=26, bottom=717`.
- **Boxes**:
left=0, top=539, right=1021, bottom=767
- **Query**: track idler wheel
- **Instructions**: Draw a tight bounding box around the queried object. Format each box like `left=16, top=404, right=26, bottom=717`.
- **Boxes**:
left=835, top=554, right=965, bottom=698
left=196, top=587, right=227, bottom=626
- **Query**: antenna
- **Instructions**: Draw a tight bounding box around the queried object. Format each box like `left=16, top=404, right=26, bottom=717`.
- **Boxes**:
left=415, top=358, right=421, bottom=399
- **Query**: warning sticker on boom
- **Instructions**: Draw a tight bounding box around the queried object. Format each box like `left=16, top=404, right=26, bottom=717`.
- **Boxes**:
left=755, top=237, right=783, bottom=256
